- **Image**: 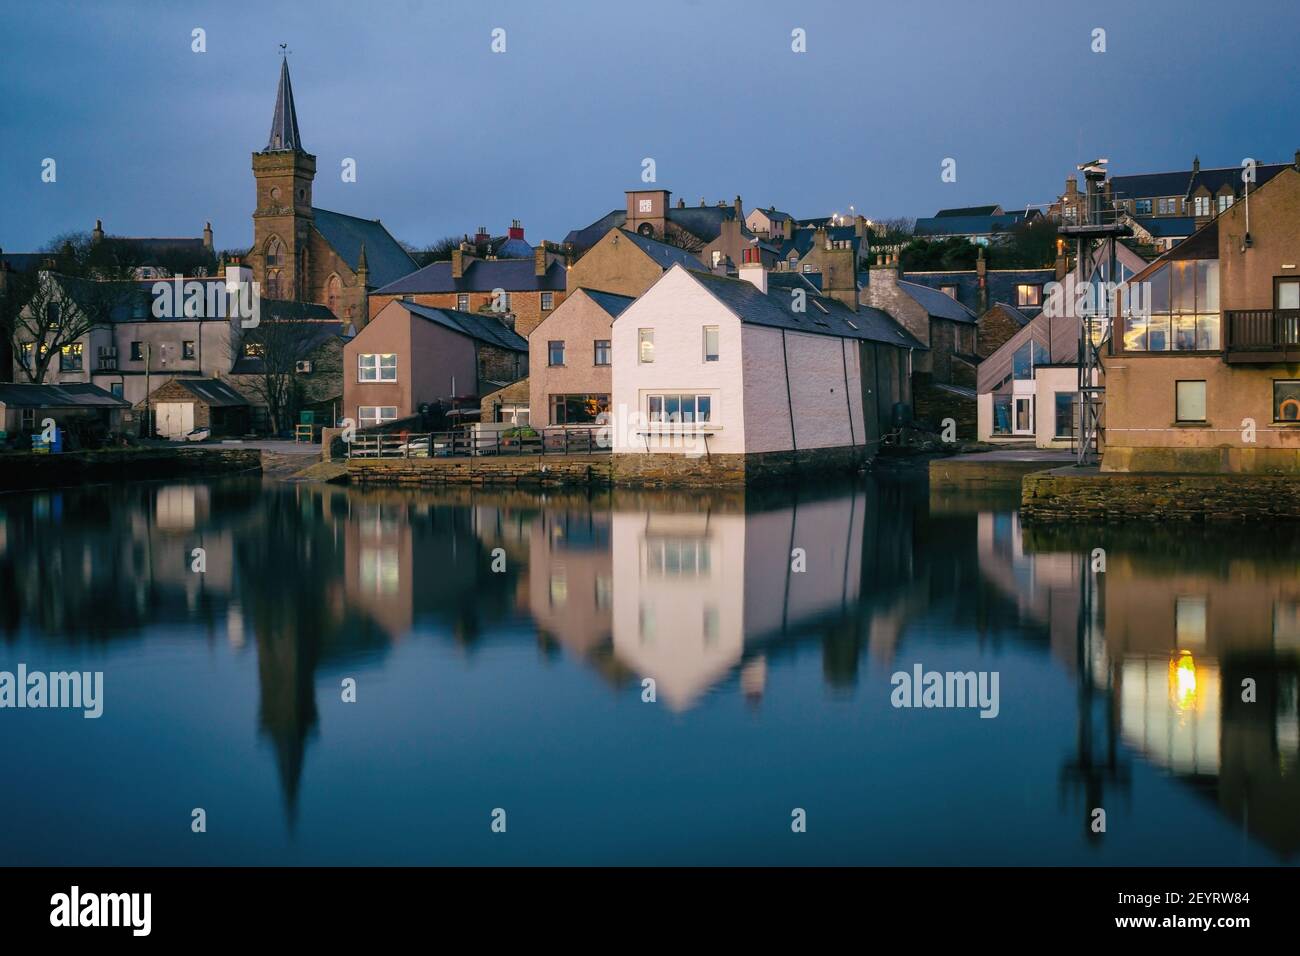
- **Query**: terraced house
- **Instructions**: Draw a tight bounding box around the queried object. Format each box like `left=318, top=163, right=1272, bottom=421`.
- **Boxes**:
left=1103, top=159, right=1300, bottom=472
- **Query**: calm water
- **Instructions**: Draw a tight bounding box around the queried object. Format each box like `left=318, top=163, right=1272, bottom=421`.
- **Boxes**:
left=1, top=472, right=1297, bottom=866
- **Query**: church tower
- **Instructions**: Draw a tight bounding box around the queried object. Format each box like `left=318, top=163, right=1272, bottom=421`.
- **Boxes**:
left=251, top=54, right=315, bottom=301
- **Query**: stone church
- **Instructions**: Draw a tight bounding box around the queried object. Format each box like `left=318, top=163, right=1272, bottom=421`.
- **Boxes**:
left=248, top=57, right=416, bottom=326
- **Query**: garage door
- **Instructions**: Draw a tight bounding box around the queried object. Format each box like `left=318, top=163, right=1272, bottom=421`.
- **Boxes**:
left=155, top=402, right=194, bottom=440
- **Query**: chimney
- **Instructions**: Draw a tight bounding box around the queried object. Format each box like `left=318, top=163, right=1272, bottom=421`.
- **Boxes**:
left=92, top=219, right=105, bottom=244
left=738, top=246, right=767, bottom=294
left=534, top=242, right=548, bottom=278
left=203, top=221, right=213, bottom=251
left=821, top=240, right=859, bottom=311
left=1192, top=155, right=1201, bottom=175
left=677, top=198, right=685, bottom=208
left=976, top=245, right=988, bottom=313
left=734, top=195, right=743, bottom=219
left=475, top=225, right=489, bottom=246
left=452, top=245, right=466, bottom=279
left=508, top=219, right=525, bottom=240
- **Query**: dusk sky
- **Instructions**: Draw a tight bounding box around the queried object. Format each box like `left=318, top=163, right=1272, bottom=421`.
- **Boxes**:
left=2, top=0, right=1298, bottom=254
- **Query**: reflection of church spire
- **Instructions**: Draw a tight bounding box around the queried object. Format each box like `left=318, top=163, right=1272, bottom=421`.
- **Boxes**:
left=266, top=52, right=304, bottom=152
left=255, top=614, right=320, bottom=827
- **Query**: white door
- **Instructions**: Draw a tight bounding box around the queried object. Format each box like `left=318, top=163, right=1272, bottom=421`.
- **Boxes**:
left=155, top=402, right=194, bottom=439
left=1012, top=397, right=1034, bottom=436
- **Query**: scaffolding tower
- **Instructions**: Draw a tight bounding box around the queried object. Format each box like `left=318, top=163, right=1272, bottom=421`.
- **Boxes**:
left=1058, top=160, right=1132, bottom=466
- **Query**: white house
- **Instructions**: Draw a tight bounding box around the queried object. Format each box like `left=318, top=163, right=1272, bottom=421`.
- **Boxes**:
left=609, top=261, right=921, bottom=476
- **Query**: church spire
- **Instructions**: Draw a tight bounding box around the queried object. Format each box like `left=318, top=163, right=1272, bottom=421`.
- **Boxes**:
left=266, top=52, right=303, bottom=152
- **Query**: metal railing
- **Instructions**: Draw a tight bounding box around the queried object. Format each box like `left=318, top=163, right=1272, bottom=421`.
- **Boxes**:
left=1226, top=309, right=1300, bottom=352
left=347, top=427, right=607, bottom=460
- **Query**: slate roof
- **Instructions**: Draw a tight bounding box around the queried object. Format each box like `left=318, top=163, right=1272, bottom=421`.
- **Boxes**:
left=0, top=252, right=50, bottom=273
left=755, top=207, right=793, bottom=222
left=914, top=214, right=1023, bottom=238
left=265, top=57, right=303, bottom=152
left=896, top=279, right=978, bottom=323
left=900, top=268, right=1057, bottom=317
left=582, top=289, right=636, bottom=319
left=0, top=383, right=129, bottom=408
left=1189, top=163, right=1289, bottom=196
left=936, top=205, right=1002, bottom=218
left=1110, top=162, right=1291, bottom=203
left=773, top=226, right=860, bottom=261
left=682, top=267, right=924, bottom=349
left=374, top=257, right=566, bottom=295
left=1133, top=216, right=1195, bottom=238
left=167, top=378, right=250, bottom=407
left=617, top=229, right=704, bottom=270
left=563, top=203, right=748, bottom=253
left=310, top=208, right=416, bottom=289
left=401, top=302, right=528, bottom=351
left=494, top=237, right=534, bottom=258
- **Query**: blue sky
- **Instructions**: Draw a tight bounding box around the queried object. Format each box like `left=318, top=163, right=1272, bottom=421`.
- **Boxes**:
left=2, top=0, right=1297, bottom=254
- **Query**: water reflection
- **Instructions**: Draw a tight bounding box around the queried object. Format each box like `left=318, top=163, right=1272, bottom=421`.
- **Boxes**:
left=2, top=475, right=1298, bottom=862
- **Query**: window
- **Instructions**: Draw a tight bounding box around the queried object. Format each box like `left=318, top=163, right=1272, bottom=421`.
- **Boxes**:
left=1217, top=194, right=1234, bottom=214
left=326, top=274, right=342, bottom=314
left=243, top=341, right=265, bottom=358
left=1134, top=199, right=1152, bottom=215
left=21, top=409, right=36, bottom=431
left=645, top=537, right=711, bottom=578
left=358, top=406, right=397, bottom=428
left=18, top=342, right=33, bottom=368
left=711, top=250, right=722, bottom=268
left=1012, top=341, right=1045, bottom=380
left=1054, top=392, right=1078, bottom=438
left=703, top=326, right=719, bottom=362
left=541, top=292, right=554, bottom=310
left=1176, top=596, right=1208, bottom=648
left=638, top=329, right=654, bottom=363
left=549, top=394, right=609, bottom=425
left=110, top=382, right=124, bottom=399
left=1121, top=260, right=1219, bottom=352
left=647, top=393, right=712, bottom=423
left=130, top=341, right=144, bottom=361
left=1176, top=380, right=1206, bottom=422
left=266, top=268, right=283, bottom=298
left=1193, top=195, right=1210, bottom=217
left=1274, top=381, right=1300, bottom=422
left=59, top=343, right=82, bottom=371
left=940, top=285, right=958, bottom=299
left=457, top=293, right=470, bottom=312
left=638, top=199, right=653, bottom=213
left=1016, top=284, right=1042, bottom=307
left=594, top=340, right=611, bottom=366
left=548, top=340, right=565, bottom=366
left=992, top=395, right=1012, bottom=435
left=1277, top=280, right=1300, bottom=310
left=183, top=341, right=196, bottom=360
left=358, top=353, right=397, bottom=382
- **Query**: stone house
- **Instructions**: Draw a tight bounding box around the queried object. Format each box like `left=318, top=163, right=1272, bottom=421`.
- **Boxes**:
left=1103, top=161, right=1300, bottom=473
left=566, top=228, right=703, bottom=299
left=345, top=299, right=526, bottom=429
left=140, top=377, right=250, bottom=439
left=862, top=262, right=978, bottom=386
left=368, top=243, right=567, bottom=339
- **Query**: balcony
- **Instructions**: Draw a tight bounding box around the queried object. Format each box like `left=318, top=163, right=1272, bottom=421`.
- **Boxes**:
left=1225, top=309, right=1300, bottom=363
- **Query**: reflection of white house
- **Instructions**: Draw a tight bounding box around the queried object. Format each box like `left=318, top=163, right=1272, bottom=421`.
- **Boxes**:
left=611, top=492, right=865, bottom=710
left=610, top=261, right=921, bottom=463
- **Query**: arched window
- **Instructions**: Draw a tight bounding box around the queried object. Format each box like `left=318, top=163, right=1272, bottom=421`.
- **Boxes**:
left=326, top=274, right=342, bottom=314
left=266, top=269, right=283, bottom=298
left=265, top=236, right=284, bottom=267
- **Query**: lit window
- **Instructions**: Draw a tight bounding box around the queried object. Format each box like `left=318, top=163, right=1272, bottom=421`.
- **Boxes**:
left=1273, top=381, right=1300, bottom=423
left=940, top=285, right=958, bottom=299
left=703, top=326, right=719, bottom=362
left=358, top=353, right=397, bottom=382
left=59, top=342, right=83, bottom=371
left=1017, top=284, right=1042, bottom=307
left=1121, top=261, right=1219, bottom=352
left=638, top=329, right=654, bottom=363
left=1176, top=380, right=1206, bottom=423
left=549, top=394, right=609, bottom=425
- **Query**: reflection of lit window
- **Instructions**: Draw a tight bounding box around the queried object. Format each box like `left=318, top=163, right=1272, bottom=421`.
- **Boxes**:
left=549, top=571, right=567, bottom=606
left=595, top=575, right=612, bottom=610
left=639, top=603, right=654, bottom=643
left=703, top=606, right=719, bottom=646
left=1175, top=596, right=1207, bottom=647
left=1274, top=601, right=1300, bottom=650
left=645, top=537, right=712, bottom=577
left=359, top=547, right=399, bottom=595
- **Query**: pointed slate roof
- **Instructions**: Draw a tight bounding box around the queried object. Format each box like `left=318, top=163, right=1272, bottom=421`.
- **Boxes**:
left=266, top=57, right=303, bottom=152
left=311, top=208, right=415, bottom=288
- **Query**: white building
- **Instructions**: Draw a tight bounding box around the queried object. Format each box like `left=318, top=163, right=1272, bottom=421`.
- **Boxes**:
left=609, top=261, right=920, bottom=471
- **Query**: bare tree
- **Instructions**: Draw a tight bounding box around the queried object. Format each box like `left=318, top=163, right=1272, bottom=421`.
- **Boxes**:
left=402, top=236, right=461, bottom=267
left=228, top=319, right=329, bottom=434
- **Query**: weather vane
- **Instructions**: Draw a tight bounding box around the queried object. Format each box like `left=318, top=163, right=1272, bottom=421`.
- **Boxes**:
left=279, top=43, right=291, bottom=57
